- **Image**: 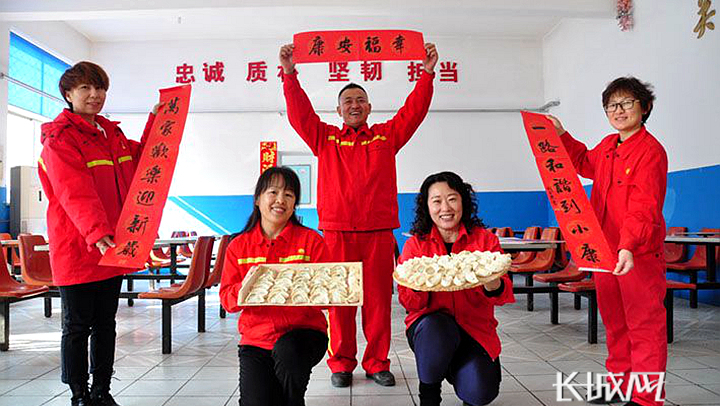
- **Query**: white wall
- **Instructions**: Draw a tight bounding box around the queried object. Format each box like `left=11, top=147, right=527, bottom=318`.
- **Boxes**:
left=543, top=0, right=720, bottom=173
left=96, top=36, right=546, bottom=195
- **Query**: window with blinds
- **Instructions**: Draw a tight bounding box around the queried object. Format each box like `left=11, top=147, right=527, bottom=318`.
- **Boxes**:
left=8, top=32, right=70, bottom=118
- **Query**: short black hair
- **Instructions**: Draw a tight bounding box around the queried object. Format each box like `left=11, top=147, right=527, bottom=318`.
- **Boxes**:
left=410, top=171, right=485, bottom=238
left=59, top=61, right=110, bottom=110
left=602, top=76, right=656, bottom=123
left=337, top=83, right=367, bottom=101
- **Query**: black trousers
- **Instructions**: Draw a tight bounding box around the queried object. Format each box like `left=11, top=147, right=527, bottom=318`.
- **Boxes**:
left=59, top=276, right=123, bottom=385
left=238, top=329, right=328, bottom=406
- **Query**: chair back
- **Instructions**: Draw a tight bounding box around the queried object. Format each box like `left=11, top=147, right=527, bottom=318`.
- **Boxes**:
left=685, top=228, right=720, bottom=267
left=204, top=235, right=229, bottom=289
left=494, top=227, right=513, bottom=237
left=0, top=246, right=20, bottom=288
left=664, top=227, right=688, bottom=263
left=18, top=235, right=53, bottom=286
left=512, top=226, right=541, bottom=265
left=173, top=236, right=214, bottom=297
left=0, top=232, right=22, bottom=267
left=177, top=231, right=196, bottom=258
left=533, top=227, right=560, bottom=267
left=554, top=229, right=570, bottom=268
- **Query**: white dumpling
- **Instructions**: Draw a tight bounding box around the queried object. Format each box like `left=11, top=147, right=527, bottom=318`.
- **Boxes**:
left=426, top=273, right=442, bottom=288
left=246, top=294, right=265, bottom=304
left=291, top=291, right=309, bottom=304
left=453, top=275, right=464, bottom=286
left=330, top=290, right=346, bottom=304
left=464, top=270, right=479, bottom=284
left=310, top=291, right=329, bottom=304
left=440, top=273, right=453, bottom=287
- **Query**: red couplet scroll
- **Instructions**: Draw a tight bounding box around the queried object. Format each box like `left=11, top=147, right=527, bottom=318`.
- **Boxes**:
left=521, top=111, right=615, bottom=272
left=100, top=85, right=192, bottom=268
left=293, top=30, right=425, bottom=63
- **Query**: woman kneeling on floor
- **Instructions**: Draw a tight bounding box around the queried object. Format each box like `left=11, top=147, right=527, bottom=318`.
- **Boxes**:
left=398, top=171, right=515, bottom=406
left=220, top=167, right=329, bottom=406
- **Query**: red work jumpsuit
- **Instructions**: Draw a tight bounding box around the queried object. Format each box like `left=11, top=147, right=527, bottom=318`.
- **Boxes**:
left=38, top=109, right=155, bottom=286
left=219, top=221, right=329, bottom=349
left=397, top=225, right=515, bottom=361
left=561, top=127, right=668, bottom=406
left=283, top=70, right=435, bottom=374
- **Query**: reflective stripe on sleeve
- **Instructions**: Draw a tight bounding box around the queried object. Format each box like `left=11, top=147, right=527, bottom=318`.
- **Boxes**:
left=237, top=257, right=267, bottom=265
left=86, top=159, right=114, bottom=168
left=278, top=254, right=311, bottom=263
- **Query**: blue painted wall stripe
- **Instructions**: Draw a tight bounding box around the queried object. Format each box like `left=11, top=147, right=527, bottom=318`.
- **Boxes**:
left=169, top=164, right=719, bottom=305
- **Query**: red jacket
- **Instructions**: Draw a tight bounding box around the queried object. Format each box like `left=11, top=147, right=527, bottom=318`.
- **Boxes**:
left=560, top=127, right=667, bottom=258
left=38, top=109, right=155, bottom=286
left=397, top=225, right=515, bottom=360
left=283, top=71, right=434, bottom=231
left=219, top=221, right=329, bottom=350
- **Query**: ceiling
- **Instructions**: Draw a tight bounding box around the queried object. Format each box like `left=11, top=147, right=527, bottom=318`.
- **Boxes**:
left=0, top=0, right=614, bottom=42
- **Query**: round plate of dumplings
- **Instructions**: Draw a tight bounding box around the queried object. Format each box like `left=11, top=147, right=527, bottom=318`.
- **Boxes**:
left=239, top=263, right=362, bottom=306
left=393, top=251, right=511, bottom=292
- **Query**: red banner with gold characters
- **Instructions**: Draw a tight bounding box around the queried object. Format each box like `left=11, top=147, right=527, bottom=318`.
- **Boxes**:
left=293, top=30, right=425, bottom=63
left=260, top=141, right=278, bottom=174
left=521, top=111, right=615, bottom=272
left=100, top=85, right=192, bottom=268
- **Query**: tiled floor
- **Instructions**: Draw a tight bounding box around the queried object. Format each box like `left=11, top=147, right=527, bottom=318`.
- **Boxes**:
left=1, top=279, right=720, bottom=405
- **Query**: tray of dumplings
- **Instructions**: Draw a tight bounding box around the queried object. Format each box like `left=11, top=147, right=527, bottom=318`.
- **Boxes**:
left=393, top=250, right=512, bottom=292
left=238, top=262, right=363, bottom=306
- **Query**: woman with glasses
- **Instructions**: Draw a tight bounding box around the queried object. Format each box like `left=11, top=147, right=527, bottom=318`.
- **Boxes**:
left=397, top=171, right=514, bottom=406
left=548, top=77, right=668, bottom=406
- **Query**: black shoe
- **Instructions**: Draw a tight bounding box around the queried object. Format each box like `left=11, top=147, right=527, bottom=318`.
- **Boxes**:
left=69, top=383, right=90, bottom=406
left=366, top=370, right=396, bottom=386
left=90, top=389, right=121, bottom=406
left=71, top=398, right=91, bottom=406
left=331, top=372, right=353, bottom=388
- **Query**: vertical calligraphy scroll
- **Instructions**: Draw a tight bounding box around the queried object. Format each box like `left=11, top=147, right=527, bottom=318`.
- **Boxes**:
left=260, top=141, right=278, bottom=174
left=100, top=85, right=192, bottom=268
left=292, top=30, right=425, bottom=63
left=521, top=111, right=615, bottom=272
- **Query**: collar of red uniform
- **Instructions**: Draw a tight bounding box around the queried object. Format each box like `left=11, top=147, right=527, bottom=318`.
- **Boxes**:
left=429, top=223, right=469, bottom=247
left=58, top=109, right=120, bottom=135
left=249, top=220, right=295, bottom=246
left=340, top=123, right=371, bottom=137
left=608, top=126, right=648, bottom=158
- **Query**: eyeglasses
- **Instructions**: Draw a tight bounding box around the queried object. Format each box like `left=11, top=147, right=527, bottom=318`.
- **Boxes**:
left=604, top=99, right=639, bottom=113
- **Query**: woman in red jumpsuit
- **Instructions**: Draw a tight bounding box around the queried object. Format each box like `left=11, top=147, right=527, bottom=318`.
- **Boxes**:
left=219, top=167, right=329, bottom=406
left=398, top=171, right=515, bottom=406
left=549, top=77, right=668, bottom=406
left=38, top=61, right=159, bottom=406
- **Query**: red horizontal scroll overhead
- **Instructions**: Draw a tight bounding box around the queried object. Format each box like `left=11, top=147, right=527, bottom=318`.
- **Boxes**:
left=100, top=84, right=191, bottom=269
left=293, top=30, right=425, bottom=63
left=521, top=111, right=615, bottom=272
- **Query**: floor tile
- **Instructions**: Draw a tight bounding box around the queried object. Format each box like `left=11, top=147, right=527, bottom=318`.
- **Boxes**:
left=174, top=379, right=238, bottom=397
left=0, top=287, right=716, bottom=406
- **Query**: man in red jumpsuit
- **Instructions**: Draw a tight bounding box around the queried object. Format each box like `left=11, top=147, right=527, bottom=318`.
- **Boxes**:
left=279, top=42, right=438, bottom=387
left=549, top=76, right=667, bottom=406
